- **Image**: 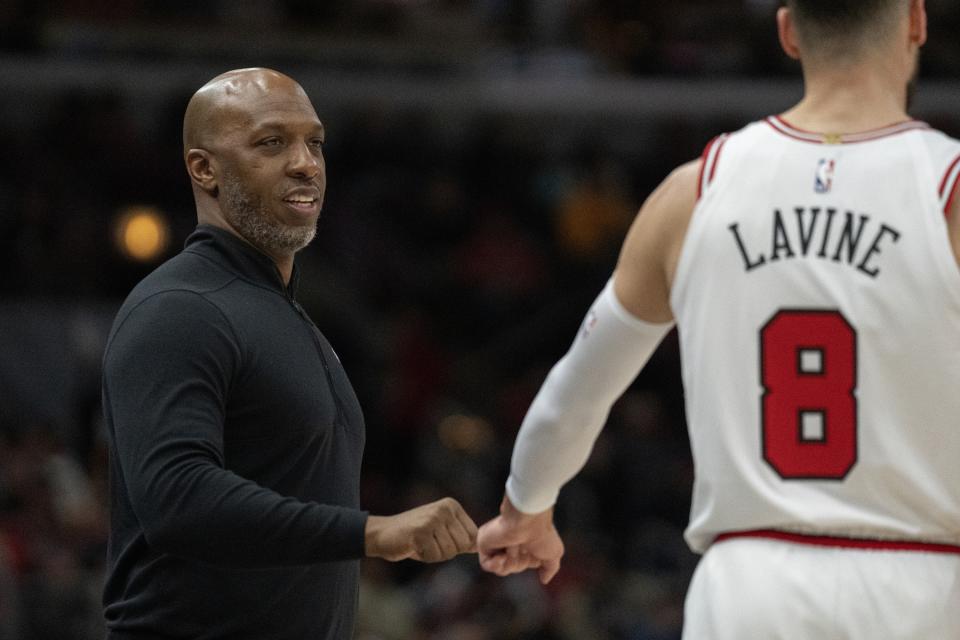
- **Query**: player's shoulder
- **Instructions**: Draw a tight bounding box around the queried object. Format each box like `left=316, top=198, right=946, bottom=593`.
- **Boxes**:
left=663, top=159, right=701, bottom=193
left=637, top=160, right=700, bottom=227
left=106, top=251, right=238, bottom=349
left=644, top=121, right=762, bottom=217
left=128, top=249, right=237, bottom=302
left=632, top=159, right=703, bottom=253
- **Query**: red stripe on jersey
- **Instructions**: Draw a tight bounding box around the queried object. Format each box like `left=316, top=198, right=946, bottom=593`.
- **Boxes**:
left=766, top=116, right=929, bottom=145
left=773, top=115, right=930, bottom=138
left=715, top=529, right=960, bottom=554
left=843, top=122, right=930, bottom=141
left=697, top=135, right=720, bottom=201
left=765, top=117, right=823, bottom=144
left=770, top=115, right=816, bottom=133
left=946, top=184, right=960, bottom=219
left=940, top=155, right=960, bottom=197
left=941, top=154, right=960, bottom=218
left=708, top=136, right=728, bottom=184
left=939, top=154, right=960, bottom=197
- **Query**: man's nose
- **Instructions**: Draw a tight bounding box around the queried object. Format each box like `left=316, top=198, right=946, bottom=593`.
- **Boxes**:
left=288, top=141, right=323, bottom=179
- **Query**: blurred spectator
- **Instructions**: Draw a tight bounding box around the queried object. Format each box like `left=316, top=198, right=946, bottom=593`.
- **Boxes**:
left=0, top=534, right=22, bottom=640
left=0, top=423, right=106, bottom=640
left=554, top=153, right=633, bottom=264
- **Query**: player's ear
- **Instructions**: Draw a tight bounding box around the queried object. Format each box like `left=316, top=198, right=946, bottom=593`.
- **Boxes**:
left=185, top=149, right=219, bottom=197
left=777, top=7, right=802, bottom=61
left=909, top=0, right=927, bottom=48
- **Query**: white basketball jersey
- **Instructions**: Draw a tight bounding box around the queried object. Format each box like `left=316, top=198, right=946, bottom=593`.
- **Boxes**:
left=671, top=117, right=960, bottom=553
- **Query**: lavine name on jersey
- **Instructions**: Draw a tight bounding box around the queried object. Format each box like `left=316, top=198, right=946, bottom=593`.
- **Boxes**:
left=728, top=207, right=901, bottom=278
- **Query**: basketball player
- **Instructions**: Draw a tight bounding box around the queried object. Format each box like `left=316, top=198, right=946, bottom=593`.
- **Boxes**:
left=477, top=1, right=960, bottom=637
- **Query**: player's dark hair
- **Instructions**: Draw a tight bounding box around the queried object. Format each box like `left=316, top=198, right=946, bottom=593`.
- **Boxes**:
left=788, top=0, right=899, bottom=25
left=786, top=0, right=904, bottom=57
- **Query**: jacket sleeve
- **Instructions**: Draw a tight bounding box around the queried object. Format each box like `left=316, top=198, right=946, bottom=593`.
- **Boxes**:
left=102, top=290, right=368, bottom=566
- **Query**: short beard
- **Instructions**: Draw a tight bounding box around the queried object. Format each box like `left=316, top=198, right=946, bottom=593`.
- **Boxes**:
left=220, top=171, right=317, bottom=256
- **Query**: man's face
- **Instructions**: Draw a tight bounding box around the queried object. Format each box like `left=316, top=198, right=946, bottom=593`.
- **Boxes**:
left=215, top=94, right=326, bottom=257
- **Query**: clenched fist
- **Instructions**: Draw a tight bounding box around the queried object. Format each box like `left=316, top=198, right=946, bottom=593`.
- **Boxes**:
left=477, top=496, right=564, bottom=584
left=364, top=497, right=478, bottom=563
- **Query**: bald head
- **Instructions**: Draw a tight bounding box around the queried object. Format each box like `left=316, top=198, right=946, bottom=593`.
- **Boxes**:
left=181, top=68, right=326, bottom=270
left=182, top=68, right=314, bottom=153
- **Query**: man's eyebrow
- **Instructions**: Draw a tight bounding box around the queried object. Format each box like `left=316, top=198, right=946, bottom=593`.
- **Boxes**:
left=250, top=120, right=325, bottom=136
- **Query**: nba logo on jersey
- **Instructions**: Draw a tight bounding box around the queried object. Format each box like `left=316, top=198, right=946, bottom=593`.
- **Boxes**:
left=815, top=159, right=836, bottom=193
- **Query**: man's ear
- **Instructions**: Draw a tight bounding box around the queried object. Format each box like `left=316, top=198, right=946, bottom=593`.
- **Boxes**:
left=185, top=149, right=219, bottom=197
left=777, top=6, right=802, bottom=61
left=909, top=0, right=928, bottom=48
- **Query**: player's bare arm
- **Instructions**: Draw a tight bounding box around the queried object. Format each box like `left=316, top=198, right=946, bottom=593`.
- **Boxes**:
left=477, top=158, right=701, bottom=584
left=612, top=158, right=701, bottom=323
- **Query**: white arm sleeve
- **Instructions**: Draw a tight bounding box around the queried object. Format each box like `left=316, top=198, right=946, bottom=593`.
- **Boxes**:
left=505, top=279, right=675, bottom=514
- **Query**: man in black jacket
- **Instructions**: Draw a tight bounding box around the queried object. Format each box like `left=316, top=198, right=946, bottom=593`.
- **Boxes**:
left=101, top=68, right=477, bottom=639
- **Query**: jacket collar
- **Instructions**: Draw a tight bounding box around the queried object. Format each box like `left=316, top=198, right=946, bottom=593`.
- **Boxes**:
left=183, top=224, right=300, bottom=298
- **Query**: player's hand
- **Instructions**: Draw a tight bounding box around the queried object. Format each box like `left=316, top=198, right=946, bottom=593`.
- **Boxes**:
left=364, top=497, right=478, bottom=563
left=477, top=496, right=564, bottom=584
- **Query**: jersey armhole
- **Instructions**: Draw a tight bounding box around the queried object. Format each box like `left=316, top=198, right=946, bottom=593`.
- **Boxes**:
left=697, top=134, right=729, bottom=201
left=938, top=152, right=960, bottom=217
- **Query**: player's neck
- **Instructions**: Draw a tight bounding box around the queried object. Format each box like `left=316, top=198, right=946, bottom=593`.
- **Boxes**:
left=783, top=62, right=911, bottom=134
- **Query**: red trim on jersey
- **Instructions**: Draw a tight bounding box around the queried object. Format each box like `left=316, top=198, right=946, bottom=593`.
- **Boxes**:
left=946, top=184, right=960, bottom=219
left=715, top=529, right=960, bottom=554
left=708, top=136, right=728, bottom=184
left=938, top=154, right=960, bottom=197
left=696, top=134, right=728, bottom=201
left=697, top=135, right=720, bottom=201
left=772, top=115, right=921, bottom=136
left=765, top=116, right=930, bottom=145
left=770, top=115, right=822, bottom=136
left=767, top=121, right=822, bottom=144
left=939, top=154, right=960, bottom=218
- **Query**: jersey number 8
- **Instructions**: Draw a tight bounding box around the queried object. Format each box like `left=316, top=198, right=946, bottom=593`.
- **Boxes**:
left=760, top=309, right=858, bottom=480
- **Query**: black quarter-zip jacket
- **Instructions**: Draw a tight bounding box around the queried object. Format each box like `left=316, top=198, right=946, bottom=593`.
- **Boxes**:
left=101, top=225, right=368, bottom=639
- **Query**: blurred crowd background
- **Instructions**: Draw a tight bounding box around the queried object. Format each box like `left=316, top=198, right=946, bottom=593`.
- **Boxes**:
left=2, top=1, right=960, bottom=639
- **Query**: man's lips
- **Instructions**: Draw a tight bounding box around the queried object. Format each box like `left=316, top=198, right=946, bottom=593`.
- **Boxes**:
left=281, top=188, right=322, bottom=214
